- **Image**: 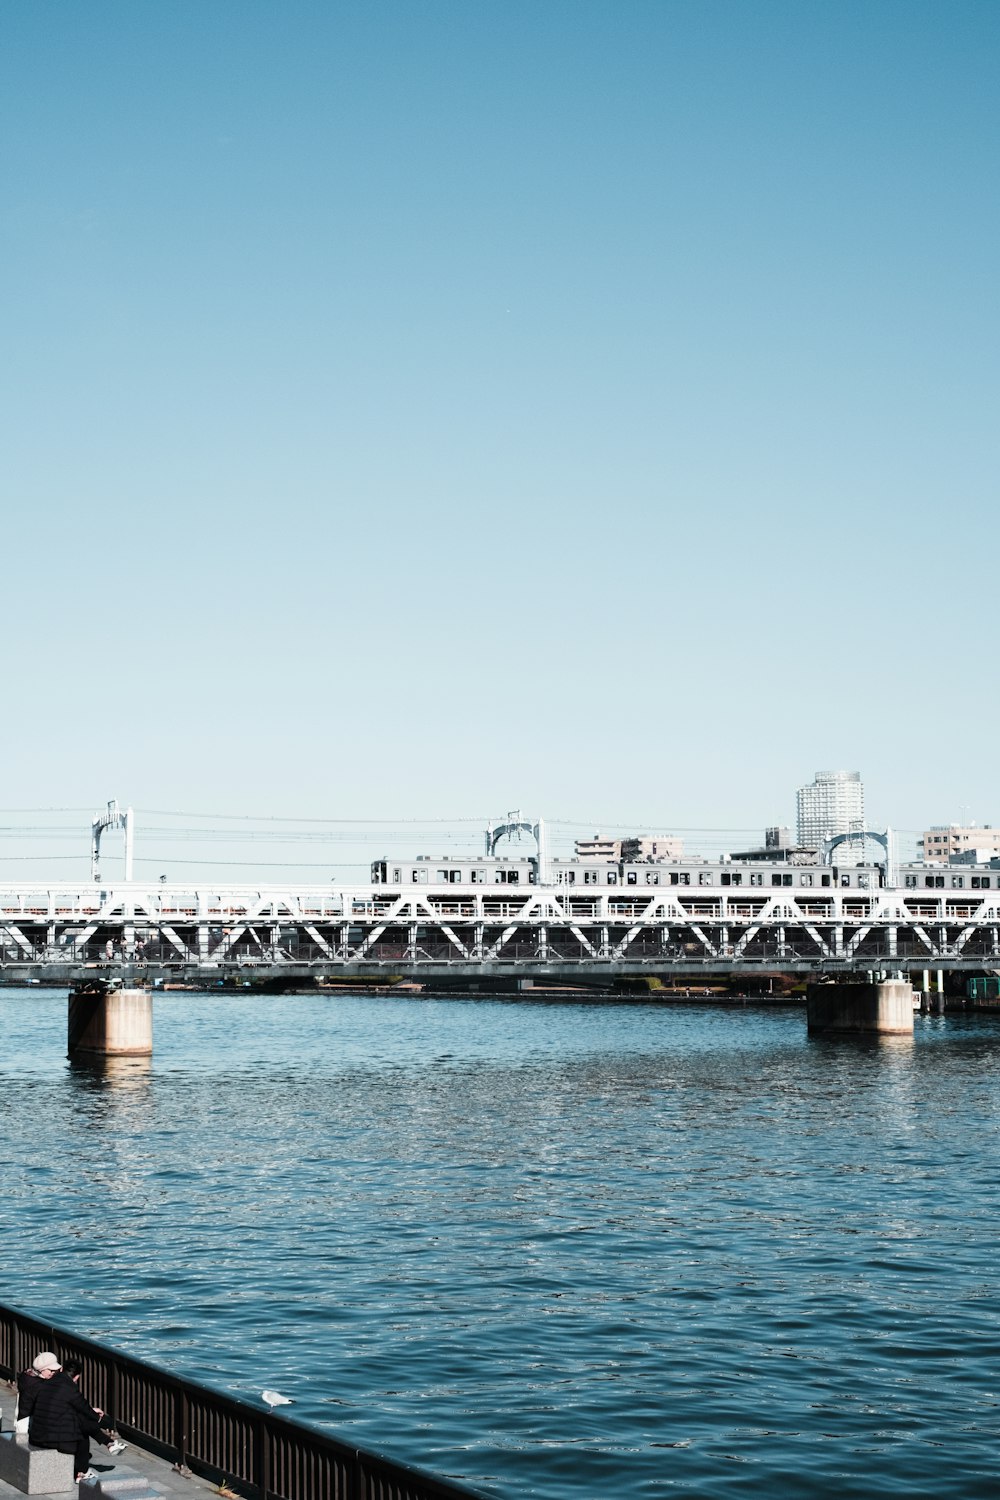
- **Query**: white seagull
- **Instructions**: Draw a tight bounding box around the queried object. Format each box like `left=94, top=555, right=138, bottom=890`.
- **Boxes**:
left=262, top=1390, right=293, bottom=1410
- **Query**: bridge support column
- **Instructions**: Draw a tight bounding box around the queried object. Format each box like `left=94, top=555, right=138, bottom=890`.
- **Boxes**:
left=807, top=979, right=914, bottom=1036
left=68, top=985, right=153, bottom=1058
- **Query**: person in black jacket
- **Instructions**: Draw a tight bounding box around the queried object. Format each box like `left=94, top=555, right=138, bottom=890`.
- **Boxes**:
left=14, top=1351, right=60, bottom=1433
left=28, top=1358, right=126, bottom=1482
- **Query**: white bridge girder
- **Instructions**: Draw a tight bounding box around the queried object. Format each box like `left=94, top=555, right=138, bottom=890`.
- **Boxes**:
left=0, top=882, right=998, bottom=973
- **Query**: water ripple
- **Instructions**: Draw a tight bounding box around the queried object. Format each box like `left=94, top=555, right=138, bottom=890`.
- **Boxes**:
left=2, top=991, right=1000, bottom=1496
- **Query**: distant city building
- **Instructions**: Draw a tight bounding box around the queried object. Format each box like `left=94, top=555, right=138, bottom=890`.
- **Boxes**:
left=728, top=827, right=818, bottom=865
left=574, top=834, right=684, bottom=861
left=796, top=771, right=865, bottom=863
left=920, top=824, right=1000, bottom=864
left=574, top=835, right=621, bottom=860
left=621, top=836, right=684, bottom=862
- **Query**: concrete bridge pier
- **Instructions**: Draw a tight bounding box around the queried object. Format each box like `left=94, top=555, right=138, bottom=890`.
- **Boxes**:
left=68, top=985, right=153, bottom=1058
left=921, top=968, right=946, bottom=1012
left=806, top=979, right=914, bottom=1036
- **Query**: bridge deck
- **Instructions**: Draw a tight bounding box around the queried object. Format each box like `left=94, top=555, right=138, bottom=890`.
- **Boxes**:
left=0, top=881, right=996, bottom=980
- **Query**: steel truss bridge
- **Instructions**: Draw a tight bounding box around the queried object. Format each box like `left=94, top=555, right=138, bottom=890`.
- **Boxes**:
left=1, top=881, right=998, bottom=984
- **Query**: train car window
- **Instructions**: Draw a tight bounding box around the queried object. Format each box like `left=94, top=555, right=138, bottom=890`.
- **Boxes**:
left=646, top=871, right=660, bottom=885
left=750, top=873, right=763, bottom=886
left=627, top=871, right=637, bottom=884
left=772, top=874, right=783, bottom=886
left=821, top=873, right=832, bottom=887
left=952, top=876, right=964, bottom=888
left=801, top=874, right=813, bottom=886
left=608, top=871, right=618, bottom=885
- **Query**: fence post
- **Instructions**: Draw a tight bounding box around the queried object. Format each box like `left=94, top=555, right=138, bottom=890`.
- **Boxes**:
left=173, top=1385, right=191, bottom=1468
left=256, top=1415, right=271, bottom=1500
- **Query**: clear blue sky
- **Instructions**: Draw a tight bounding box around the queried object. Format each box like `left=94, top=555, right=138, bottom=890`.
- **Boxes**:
left=2, top=1, right=997, bottom=879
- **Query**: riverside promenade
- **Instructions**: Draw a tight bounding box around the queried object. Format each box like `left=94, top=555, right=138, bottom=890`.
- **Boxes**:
left=0, top=1387, right=218, bottom=1500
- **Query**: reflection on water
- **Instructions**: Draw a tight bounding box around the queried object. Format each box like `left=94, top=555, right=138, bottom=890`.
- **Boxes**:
left=68, top=1054, right=153, bottom=1089
left=1, top=990, right=1000, bottom=1499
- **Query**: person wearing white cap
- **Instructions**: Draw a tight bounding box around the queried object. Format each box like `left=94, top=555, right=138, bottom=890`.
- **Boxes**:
left=13, top=1352, right=60, bottom=1435
left=28, top=1358, right=126, bottom=1482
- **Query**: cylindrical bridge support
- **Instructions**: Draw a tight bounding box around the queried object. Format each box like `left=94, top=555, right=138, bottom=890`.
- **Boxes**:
left=68, top=986, right=153, bottom=1058
left=806, top=979, right=914, bottom=1036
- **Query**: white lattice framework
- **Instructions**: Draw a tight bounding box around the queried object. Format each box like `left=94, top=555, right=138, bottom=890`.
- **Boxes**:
left=1, top=880, right=998, bottom=975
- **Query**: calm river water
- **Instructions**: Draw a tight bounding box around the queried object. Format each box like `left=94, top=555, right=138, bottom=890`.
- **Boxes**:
left=1, top=988, right=999, bottom=1498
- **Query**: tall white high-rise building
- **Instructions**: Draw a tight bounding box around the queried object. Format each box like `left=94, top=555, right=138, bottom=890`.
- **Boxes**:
left=796, top=771, right=865, bottom=854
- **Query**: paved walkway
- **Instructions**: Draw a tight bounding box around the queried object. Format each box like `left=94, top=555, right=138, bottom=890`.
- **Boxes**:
left=0, top=1385, right=222, bottom=1499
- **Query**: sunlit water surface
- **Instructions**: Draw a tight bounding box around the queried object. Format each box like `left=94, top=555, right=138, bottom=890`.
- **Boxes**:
left=1, top=989, right=999, bottom=1498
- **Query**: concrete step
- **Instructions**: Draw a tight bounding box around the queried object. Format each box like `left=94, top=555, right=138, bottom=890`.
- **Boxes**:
left=0, top=1434, right=74, bottom=1494
left=78, top=1469, right=166, bottom=1499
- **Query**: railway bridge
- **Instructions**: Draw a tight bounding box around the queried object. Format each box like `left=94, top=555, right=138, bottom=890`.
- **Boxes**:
left=1, top=879, right=997, bottom=985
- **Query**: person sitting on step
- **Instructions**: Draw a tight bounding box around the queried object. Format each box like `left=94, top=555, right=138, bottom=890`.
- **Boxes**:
left=13, top=1351, right=60, bottom=1435
left=27, top=1356, right=127, bottom=1482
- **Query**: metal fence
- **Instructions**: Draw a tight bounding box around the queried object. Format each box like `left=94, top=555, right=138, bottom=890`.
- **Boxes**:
left=0, top=1303, right=485, bottom=1500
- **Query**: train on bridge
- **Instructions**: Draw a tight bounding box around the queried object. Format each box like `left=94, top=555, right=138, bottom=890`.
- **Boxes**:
left=1, top=834, right=998, bottom=984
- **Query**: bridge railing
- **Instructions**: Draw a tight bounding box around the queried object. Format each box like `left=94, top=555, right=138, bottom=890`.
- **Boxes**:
left=0, top=1302, right=483, bottom=1500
